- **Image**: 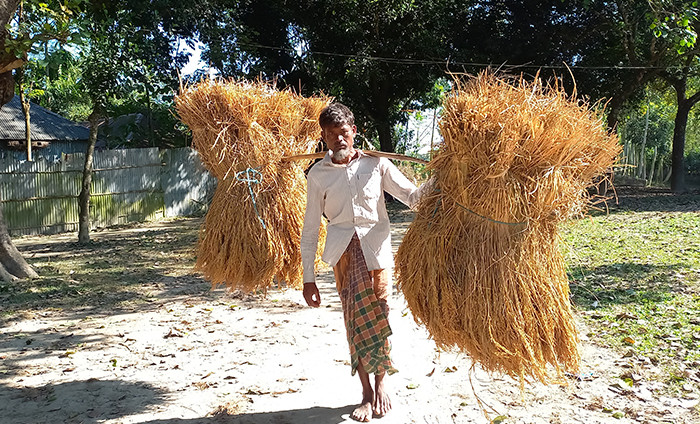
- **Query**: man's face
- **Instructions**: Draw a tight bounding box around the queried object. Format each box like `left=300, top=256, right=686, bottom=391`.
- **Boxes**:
left=322, top=123, right=357, bottom=162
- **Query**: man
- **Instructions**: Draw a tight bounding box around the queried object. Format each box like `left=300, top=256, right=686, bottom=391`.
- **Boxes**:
left=300, top=103, right=422, bottom=422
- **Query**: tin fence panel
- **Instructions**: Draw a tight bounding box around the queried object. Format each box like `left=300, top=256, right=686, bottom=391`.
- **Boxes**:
left=1, top=147, right=210, bottom=235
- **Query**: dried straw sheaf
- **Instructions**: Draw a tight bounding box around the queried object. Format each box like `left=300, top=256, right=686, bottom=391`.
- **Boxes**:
left=175, top=79, right=329, bottom=292
left=396, top=72, right=620, bottom=383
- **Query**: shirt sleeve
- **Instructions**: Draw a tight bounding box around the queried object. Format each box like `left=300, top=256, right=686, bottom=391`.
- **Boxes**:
left=380, top=158, right=421, bottom=210
left=301, top=171, right=324, bottom=283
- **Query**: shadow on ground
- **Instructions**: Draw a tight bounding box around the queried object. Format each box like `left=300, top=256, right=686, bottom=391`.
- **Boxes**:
left=596, top=185, right=700, bottom=214
left=569, top=261, right=693, bottom=309
left=0, top=379, right=166, bottom=423
left=142, top=405, right=356, bottom=424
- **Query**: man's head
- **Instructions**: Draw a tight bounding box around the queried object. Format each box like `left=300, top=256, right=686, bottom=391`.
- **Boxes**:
left=319, top=103, right=357, bottom=163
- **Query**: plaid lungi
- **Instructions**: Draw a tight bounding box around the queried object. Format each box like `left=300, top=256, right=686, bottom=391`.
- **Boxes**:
left=333, top=233, right=397, bottom=376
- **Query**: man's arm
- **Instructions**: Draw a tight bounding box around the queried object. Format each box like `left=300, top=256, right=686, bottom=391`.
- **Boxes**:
left=380, top=158, right=422, bottom=210
left=300, top=172, right=324, bottom=307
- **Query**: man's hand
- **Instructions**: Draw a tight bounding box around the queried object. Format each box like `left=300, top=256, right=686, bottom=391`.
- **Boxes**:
left=303, top=282, right=321, bottom=307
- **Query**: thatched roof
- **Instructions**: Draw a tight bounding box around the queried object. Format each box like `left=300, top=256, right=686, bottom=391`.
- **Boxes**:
left=0, top=96, right=89, bottom=142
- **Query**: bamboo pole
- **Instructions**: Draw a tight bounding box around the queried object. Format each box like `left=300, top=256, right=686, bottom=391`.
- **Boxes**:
left=281, top=150, right=429, bottom=165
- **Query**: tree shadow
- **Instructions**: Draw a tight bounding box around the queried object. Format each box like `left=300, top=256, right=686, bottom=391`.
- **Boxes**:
left=5, top=200, right=409, bottom=323
left=0, top=328, right=105, bottom=366
left=0, top=379, right=166, bottom=424
left=568, top=262, right=692, bottom=309
left=592, top=185, right=700, bottom=214
left=4, top=208, right=355, bottom=325
left=142, top=405, right=356, bottom=424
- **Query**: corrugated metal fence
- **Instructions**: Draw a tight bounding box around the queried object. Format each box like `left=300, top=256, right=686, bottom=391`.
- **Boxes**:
left=0, top=147, right=216, bottom=236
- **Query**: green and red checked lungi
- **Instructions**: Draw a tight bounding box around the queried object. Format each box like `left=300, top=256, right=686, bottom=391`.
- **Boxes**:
left=333, top=233, right=397, bottom=376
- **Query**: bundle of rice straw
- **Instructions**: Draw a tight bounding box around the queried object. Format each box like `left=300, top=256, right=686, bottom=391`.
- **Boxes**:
left=175, top=79, right=329, bottom=292
left=396, top=71, right=620, bottom=383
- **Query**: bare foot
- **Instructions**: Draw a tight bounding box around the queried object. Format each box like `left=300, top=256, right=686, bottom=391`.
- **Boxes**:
left=373, top=373, right=391, bottom=417
left=352, top=393, right=374, bottom=422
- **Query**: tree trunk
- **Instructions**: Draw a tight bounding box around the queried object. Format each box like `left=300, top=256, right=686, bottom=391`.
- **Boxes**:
left=648, top=146, right=657, bottom=185
left=670, top=100, right=690, bottom=193
left=0, top=196, right=38, bottom=281
left=377, top=119, right=393, bottom=153
left=0, top=0, right=20, bottom=25
left=366, top=77, right=396, bottom=153
left=0, top=0, right=35, bottom=281
left=0, top=70, right=12, bottom=106
left=666, top=75, right=700, bottom=194
left=607, top=96, right=623, bottom=132
left=78, top=108, right=100, bottom=243
left=639, top=97, right=649, bottom=180
left=18, top=81, right=31, bottom=161
left=0, top=0, right=22, bottom=106
left=145, top=82, right=155, bottom=146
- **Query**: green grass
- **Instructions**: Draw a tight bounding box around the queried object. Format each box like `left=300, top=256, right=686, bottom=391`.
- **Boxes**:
left=563, top=211, right=700, bottom=389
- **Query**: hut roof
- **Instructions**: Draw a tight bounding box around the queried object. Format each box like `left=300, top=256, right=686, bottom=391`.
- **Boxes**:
left=0, top=96, right=90, bottom=142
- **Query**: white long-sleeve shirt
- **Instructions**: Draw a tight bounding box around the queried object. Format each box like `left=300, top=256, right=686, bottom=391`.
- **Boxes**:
left=300, top=150, right=421, bottom=283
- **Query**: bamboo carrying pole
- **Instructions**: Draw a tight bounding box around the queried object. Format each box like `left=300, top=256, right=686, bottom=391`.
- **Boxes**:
left=282, top=150, right=429, bottom=165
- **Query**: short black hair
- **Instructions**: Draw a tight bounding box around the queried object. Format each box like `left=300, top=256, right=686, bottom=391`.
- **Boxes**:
left=319, top=103, right=355, bottom=128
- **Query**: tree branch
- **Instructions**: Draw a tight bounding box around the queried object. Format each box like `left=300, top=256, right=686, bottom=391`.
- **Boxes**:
left=688, top=89, right=700, bottom=107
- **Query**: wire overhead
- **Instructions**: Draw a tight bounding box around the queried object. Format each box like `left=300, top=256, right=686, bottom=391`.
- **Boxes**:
left=237, top=41, right=690, bottom=71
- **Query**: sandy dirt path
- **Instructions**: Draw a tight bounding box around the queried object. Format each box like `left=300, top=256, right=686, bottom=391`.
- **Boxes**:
left=1, top=215, right=697, bottom=423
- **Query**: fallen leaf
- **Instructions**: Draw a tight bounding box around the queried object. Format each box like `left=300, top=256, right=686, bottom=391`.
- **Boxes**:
left=245, top=388, right=269, bottom=395
left=406, top=383, right=419, bottom=389
left=164, top=329, right=183, bottom=338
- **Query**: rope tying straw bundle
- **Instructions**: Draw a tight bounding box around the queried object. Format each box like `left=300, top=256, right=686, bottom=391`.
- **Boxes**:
left=433, top=189, right=528, bottom=227
left=235, top=167, right=266, bottom=229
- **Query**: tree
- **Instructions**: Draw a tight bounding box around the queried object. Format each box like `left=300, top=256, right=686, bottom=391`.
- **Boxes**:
left=75, top=1, right=196, bottom=242
left=652, top=0, right=700, bottom=192
left=197, top=0, right=459, bottom=152
left=0, top=0, right=22, bottom=104
left=15, top=1, right=32, bottom=161
left=571, top=1, right=667, bottom=130
left=0, top=0, right=82, bottom=277
left=618, top=85, right=676, bottom=183
left=663, top=68, right=700, bottom=191
left=578, top=0, right=700, bottom=192
left=0, top=0, right=34, bottom=281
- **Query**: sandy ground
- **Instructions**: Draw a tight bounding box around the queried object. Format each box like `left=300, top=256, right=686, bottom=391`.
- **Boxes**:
left=1, top=216, right=699, bottom=424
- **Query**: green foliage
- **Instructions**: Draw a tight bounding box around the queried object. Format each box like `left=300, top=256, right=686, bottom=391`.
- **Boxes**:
left=620, top=91, right=674, bottom=149
left=4, top=0, right=84, bottom=60
left=17, top=1, right=196, bottom=147
left=33, top=57, right=91, bottom=121
left=193, top=0, right=464, bottom=152
left=648, top=0, right=699, bottom=54
left=686, top=150, right=700, bottom=174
